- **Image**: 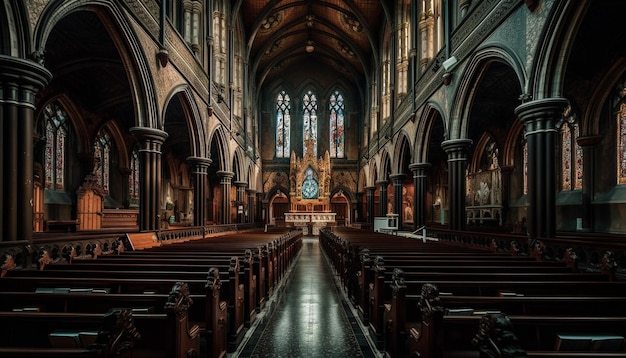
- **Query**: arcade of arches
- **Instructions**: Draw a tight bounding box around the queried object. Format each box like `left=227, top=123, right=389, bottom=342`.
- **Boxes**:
left=2, top=0, right=626, bottom=251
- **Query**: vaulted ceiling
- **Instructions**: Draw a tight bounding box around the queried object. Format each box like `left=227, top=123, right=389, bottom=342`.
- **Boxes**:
left=239, top=0, right=388, bottom=91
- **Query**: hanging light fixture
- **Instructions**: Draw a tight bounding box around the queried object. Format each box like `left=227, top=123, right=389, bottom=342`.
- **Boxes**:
left=305, top=40, right=315, bottom=53
left=305, top=6, right=315, bottom=53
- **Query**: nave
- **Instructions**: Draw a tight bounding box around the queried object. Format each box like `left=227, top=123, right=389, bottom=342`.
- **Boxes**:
left=234, top=236, right=379, bottom=358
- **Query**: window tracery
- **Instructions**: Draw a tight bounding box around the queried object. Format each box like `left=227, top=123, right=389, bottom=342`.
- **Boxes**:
left=275, top=91, right=291, bottom=158
left=43, top=102, right=69, bottom=191
left=303, top=91, right=318, bottom=157
left=329, top=91, right=345, bottom=158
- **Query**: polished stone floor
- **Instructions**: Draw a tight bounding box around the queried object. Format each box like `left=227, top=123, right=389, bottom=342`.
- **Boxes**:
left=233, top=236, right=380, bottom=358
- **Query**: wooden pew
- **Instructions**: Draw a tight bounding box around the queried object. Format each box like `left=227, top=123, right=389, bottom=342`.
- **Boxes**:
left=383, top=276, right=626, bottom=357
left=76, top=248, right=266, bottom=317
left=4, top=229, right=302, bottom=356
left=2, top=263, right=236, bottom=356
left=0, top=282, right=200, bottom=358
left=319, top=228, right=626, bottom=357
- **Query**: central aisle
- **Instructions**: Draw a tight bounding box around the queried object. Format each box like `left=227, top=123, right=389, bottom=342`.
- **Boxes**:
left=234, top=236, right=379, bottom=358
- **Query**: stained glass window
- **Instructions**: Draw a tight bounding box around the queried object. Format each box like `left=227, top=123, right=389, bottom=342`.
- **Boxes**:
left=329, top=91, right=345, bottom=158
left=560, top=108, right=583, bottom=190
left=94, top=129, right=112, bottom=193
left=275, top=91, right=291, bottom=158
left=43, top=102, right=69, bottom=190
left=618, top=102, right=626, bottom=184
left=303, top=91, right=318, bottom=157
left=129, top=147, right=140, bottom=206
left=302, top=167, right=319, bottom=199
left=523, top=140, right=528, bottom=195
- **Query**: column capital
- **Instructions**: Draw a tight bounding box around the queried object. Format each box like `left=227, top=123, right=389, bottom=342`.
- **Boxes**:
left=389, top=173, right=406, bottom=182
left=186, top=156, right=212, bottom=167
left=364, top=186, right=376, bottom=192
left=216, top=170, right=235, bottom=179
left=514, top=97, right=569, bottom=124
left=441, top=138, right=472, bottom=153
left=246, top=188, right=257, bottom=194
left=130, top=127, right=168, bottom=143
left=409, top=162, right=431, bottom=172
left=375, top=180, right=388, bottom=186
left=0, top=55, right=52, bottom=90
left=233, top=180, right=248, bottom=188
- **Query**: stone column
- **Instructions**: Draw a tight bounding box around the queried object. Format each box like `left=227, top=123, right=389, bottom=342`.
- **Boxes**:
left=247, top=189, right=256, bottom=223
left=256, top=192, right=264, bottom=223
left=376, top=180, right=389, bottom=217
left=234, top=180, right=247, bottom=224
left=365, top=186, right=376, bottom=224
left=356, top=191, right=364, bottom=223
left=0, top=56, right=52, bottom=242
left=441, top=139, right=472, bottom=231
left=217, top=171, right=234, bottom=224
left=409, top=162, right=430, bottom=229
left=187, top=156, right=211, bottom=226
left=390, top=173, right=406, bottom=229
left=130, top=127, right=168, bottom=231
left=515, top=98, right=568, bottom=239
left=577, top=135, right=602, bottom=232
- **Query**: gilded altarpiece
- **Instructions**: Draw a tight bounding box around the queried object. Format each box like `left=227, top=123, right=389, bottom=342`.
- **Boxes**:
left=285, top=140, right=335, bottom=234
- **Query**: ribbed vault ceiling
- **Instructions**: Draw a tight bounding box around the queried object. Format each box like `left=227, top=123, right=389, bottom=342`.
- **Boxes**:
left=240, top=0, right=386, bottom=90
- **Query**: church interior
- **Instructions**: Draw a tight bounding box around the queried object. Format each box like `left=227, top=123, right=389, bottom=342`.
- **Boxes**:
left=2, top=0, right=626, bottom=357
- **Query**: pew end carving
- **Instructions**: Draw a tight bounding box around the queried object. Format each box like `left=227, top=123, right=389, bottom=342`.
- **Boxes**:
left=471, top=313, right=526, bottom=358
left=164, top=281, right=201, bottom=358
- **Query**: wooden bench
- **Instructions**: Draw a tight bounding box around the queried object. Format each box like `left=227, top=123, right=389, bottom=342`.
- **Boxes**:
left=319, top=227, right=626, bottom=358
left=3, top=229, right=303, bottom=356
left=2, top=263, right=237, bottom=356
left=0, top=282, right=200, bottom=358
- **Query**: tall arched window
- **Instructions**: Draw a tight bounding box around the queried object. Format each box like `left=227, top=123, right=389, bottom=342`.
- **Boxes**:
left=129, top=146, right=140, bottom=207
left=94, top=129, right=112, bottom=193
left=560, top=106, right=583, bottom=190
left=618, top=102, right=626, bottom=184
left=329, top=91, right=345, bottom=158
left=302, top=90, right=318, bottom=157
left=275, top=91, right=291, bottom=158
left=523, top=140, right=528, bottom=195
left=44, top=102, right=69, bottom=190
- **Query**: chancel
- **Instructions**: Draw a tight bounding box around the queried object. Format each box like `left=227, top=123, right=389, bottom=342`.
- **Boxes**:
left=284, top=139, right=336, bottom=235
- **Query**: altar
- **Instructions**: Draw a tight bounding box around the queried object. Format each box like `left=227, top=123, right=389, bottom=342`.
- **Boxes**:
left=284, top=212, right=337, bottom=235
left=284, top=139, right=337, bottom=235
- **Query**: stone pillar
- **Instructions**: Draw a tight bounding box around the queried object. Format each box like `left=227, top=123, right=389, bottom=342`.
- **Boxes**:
left=247, top=189, right=256, bottom=223
left=441, top=139, right=472, bottom=231
left=577, top=135, right=602, bottom=232
left=365, top=186, right=376, bottom=224
left=187, top=156, right=212, bottom=226
left=0, top=56, right=52, bottom=242
left=356, top=191, right=364, bottom=223
left=515, top=98, right=568, bottom=239
left=130, top=127, right=168, bottom=231
left=234, top=180, right=247, bottom=224
left=390, top=173, right=406, bottom=229
left=409, top=162, right=430, bottom=229
left=217, top=171, right=234, bottom=224
left=376, top=180, right=389, bottom=217
left=256, top=192, right=264, bottom=223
